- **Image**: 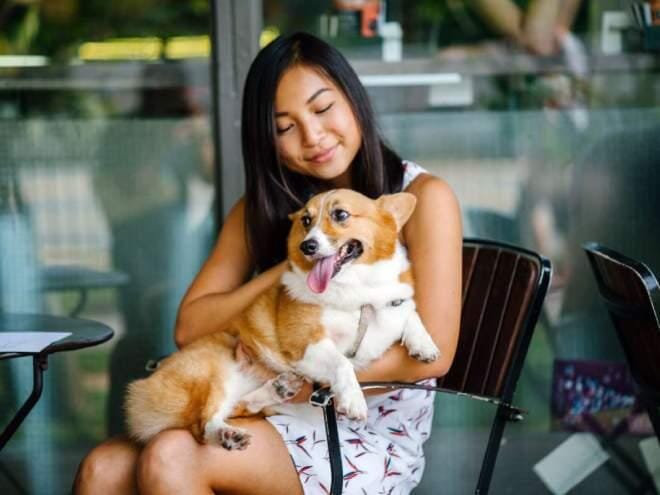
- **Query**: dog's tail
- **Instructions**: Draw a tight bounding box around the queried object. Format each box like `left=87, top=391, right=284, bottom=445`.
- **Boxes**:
left=124, top=374, right=211, bottom=444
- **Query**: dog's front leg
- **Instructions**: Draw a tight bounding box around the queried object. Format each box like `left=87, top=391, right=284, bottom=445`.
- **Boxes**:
left=294, top=338, right=368, bottom=422
left=402, top=310, right=440, bottom=363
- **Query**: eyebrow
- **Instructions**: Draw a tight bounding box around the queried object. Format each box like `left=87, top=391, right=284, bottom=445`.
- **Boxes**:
left=275, top=87, right=331, bottom=118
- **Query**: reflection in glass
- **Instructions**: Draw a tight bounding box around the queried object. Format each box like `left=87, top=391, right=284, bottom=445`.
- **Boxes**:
left=0, top=3, right=214, bottom=493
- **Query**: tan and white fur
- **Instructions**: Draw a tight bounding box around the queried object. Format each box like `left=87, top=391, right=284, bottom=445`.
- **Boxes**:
left=124, top=189, right=439, bottom=450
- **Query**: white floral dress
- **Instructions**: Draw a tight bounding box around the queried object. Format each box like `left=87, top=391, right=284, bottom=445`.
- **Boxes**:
left=266, top=161, right=435, bottom=494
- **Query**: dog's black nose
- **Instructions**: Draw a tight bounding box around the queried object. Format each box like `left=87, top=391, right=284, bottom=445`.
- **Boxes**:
left=300, top=239, right=319, bottom=256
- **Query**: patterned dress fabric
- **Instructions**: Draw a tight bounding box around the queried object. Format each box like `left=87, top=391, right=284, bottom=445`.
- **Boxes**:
left=266, top=161, right=435, bottom=494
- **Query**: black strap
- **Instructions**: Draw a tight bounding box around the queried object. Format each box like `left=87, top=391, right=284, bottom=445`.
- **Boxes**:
left=316, top=383, right=343, bottom=495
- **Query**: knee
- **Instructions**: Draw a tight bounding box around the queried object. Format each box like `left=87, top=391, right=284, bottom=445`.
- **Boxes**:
left=74, top=440, right=138, bottom=494
left=137, top=430, right=199, bottom=490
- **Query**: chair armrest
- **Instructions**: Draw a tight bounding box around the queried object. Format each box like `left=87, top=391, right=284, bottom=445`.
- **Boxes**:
left=309, top=381, right=526, bottom=421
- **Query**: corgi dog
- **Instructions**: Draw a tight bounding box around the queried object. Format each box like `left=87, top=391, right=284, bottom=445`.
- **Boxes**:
left=124, top=189, right=439, bottom=450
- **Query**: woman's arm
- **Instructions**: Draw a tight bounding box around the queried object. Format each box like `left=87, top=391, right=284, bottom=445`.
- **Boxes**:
left=357, top=174, right=463, bottom=383
left=174, top=198, right=288, bottom=348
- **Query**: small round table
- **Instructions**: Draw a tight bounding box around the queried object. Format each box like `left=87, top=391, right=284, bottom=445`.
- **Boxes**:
left=0, top=313, right=114, bottom=450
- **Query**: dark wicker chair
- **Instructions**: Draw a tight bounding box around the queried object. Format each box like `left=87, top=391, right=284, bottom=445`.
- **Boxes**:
left=311, top=238, right=552, bottom=494
left=583, top=242, right=660, bottom=442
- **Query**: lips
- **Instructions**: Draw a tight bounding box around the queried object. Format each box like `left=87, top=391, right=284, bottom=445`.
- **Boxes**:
left=307, top=144, right=337, bottom=164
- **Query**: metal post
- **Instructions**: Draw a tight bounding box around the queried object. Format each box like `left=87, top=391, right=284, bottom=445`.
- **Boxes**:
left=209, top=0, right=262, bottom=224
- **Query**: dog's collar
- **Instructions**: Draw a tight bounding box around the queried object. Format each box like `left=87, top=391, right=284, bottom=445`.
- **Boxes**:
left=346, top=298, right=411, bottom=358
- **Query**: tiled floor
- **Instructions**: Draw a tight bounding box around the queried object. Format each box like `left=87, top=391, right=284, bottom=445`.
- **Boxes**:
left=417, top=429, right=656, bottom=494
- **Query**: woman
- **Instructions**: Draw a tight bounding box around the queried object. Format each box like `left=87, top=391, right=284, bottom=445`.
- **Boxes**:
left=75, top=32, right=462, bottom=494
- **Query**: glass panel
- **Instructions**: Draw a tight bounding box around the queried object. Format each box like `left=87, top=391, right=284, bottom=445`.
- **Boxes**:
left=264, top=0, right=660, bottom=492
left=0, top=3, right=214, bottom=493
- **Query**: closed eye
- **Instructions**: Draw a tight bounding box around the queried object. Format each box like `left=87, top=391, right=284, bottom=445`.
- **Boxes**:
left=276, top=124, right=293, bottom=135
left=316, top=102, right=334, bottom=114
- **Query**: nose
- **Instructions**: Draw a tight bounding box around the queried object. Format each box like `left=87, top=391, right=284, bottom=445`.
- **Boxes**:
left=300, top=239, right=319, bottom=256
left=301, top=118, right=324, bottom=147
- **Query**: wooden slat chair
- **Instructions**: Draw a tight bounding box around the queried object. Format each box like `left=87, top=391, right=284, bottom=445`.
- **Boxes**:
left=311, top=238, right=552, bottom=494
left=583, top=242, right=660, bottom=442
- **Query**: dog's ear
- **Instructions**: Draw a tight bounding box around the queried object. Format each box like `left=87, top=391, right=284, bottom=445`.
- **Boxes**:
left=288, top=208, right=304, bottom=221
left=377, top=193, right=417, bottom=231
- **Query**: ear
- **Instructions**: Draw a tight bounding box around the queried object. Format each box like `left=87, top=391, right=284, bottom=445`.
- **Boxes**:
left=288, top=208, right=304, bottom=221
left=377, top=192, right=417, bottom=231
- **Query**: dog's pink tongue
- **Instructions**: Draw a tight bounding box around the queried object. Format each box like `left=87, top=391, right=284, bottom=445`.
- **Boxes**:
left=307, top=255, right=337, bottom=293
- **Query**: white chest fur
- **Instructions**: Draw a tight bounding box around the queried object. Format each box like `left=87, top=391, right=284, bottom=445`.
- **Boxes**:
left=283, top=242, right=417, bottom=369
left=321, top=299, right=417, bottom=369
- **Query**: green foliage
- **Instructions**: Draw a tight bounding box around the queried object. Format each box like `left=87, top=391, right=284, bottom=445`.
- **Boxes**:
left=416, top=0, right=449, bottom=24
left=0, top=0, right=211, bottom=59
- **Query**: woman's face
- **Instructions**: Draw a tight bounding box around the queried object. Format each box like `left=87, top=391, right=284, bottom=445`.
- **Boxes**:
left=273, top=65, right=362, bottom=188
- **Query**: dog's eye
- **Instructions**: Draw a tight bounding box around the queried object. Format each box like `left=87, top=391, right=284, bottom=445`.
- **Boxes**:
left=301, top=215, right=312, bottom=228
left=332, top=209, right=350, bottom=222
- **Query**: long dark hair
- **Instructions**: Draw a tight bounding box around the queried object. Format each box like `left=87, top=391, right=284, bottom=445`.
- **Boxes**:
left=241, top=32, right=403, bottom=272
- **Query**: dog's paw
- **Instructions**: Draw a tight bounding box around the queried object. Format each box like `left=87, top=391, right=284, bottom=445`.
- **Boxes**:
left=211, top=426, right=251, bottom=450
left=407, top=339, right=440, bottom=363
left=272, top=372, right=304, bottom=400
left=409, top=347, right=439, bottom=363
left=335, top=388, right=368, bottom=422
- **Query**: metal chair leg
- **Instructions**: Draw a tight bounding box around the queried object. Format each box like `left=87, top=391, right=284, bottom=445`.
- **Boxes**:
left=475, top=404, right=508, bottom=494
left=583, top=413, right=656, bottom=494
left=0, top=353, right=49, bottom=495
left=0, top=354, right=48, bottom=450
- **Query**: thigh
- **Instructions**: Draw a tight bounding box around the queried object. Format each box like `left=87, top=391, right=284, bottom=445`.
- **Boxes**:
left=200, top=417, right=303, bottom=495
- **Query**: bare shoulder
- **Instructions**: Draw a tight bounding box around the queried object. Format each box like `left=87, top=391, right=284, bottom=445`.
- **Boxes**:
left=404, top=173, right=461, bottom=227
left=406, top=173, right=458, bottom=206
left=225, top=195, right=247, bottom=229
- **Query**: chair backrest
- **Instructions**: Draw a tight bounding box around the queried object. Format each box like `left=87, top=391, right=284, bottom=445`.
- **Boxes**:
left=583, top=242, right=660, bottom=393
left=464, top=207, right=520, bottom=245
left=438, top=238, right=551, bottom=402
